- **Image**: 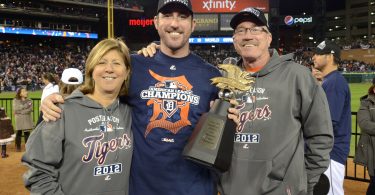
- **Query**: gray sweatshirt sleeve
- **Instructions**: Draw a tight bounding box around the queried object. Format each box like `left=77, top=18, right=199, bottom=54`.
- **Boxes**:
left=21, top=119, right=65, bottom=195
left=301, top=83, right=334, bottom=193
left=358, top=99, right=375, bottom=135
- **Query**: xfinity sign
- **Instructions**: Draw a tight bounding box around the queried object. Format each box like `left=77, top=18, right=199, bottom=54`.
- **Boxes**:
left=284, top=15, right=313, bottom=26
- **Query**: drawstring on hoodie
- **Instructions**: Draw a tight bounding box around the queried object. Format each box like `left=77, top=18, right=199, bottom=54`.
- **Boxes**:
left=249, top=72, right=259, bottom=131
left=102, top=99, right=120, bottom=161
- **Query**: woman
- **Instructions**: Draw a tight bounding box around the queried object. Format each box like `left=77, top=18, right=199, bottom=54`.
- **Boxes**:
left=22, top=38, right=133, bottom=195
left=36, top=73, right=59, bottom=125
left=355, top=78, right=375, bottom=195
left=13, top=87, right=33, bottom=151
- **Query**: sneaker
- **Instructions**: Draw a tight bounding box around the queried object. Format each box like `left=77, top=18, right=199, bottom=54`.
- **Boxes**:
left=1, top=154, right=9, bottom=158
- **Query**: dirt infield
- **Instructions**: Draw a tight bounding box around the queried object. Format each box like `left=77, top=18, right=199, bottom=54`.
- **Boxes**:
left=0, top=143, right=369, bottom=195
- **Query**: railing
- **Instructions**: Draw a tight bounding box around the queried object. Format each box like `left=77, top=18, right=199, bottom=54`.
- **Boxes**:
left=0, top=98, right=371, bottom=182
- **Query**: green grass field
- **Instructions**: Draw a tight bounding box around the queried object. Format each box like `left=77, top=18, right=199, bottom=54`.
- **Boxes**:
left=0, top=82, right=373, bottom=156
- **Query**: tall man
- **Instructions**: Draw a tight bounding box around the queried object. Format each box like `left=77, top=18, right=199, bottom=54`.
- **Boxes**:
left=313, top=40, right=351, bottom=195
left=218, top=8, right=334, bottom=195
left=127, top=1, right=221, bottom=195
left=40, top=0, right=239, bottom=195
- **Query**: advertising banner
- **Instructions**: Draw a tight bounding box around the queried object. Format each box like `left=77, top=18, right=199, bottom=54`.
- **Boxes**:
left=189, top=37, right=233, bottom=44
left=283, top=15, right=314, bottom=26
left=191, top=0, right=269, bottom=13
left=0, top=26, right=98, bottom=39
left=194, top=14, right=219, bottom=31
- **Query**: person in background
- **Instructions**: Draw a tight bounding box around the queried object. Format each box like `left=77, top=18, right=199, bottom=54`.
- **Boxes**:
left=0, top=107, right=15, bottom=158
left=59, top=67, right=83, bottom=97
left=13, top=87, right=33, bottom=152
left=312, top=39, right=351, bottom=195
left=354, top=77, right=375, bottom=195
left=36, top=73, right=59, bottom=125
left=22, top=38, right=133, bottom=195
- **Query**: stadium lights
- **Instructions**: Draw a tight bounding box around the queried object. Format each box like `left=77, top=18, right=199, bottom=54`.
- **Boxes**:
left=334, top=16, right=340, bottom=19
left=309, top=37, right=313, bottom=40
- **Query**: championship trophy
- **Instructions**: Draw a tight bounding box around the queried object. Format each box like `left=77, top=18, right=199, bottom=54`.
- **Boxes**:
left=183, top=64, right=254, bottom=172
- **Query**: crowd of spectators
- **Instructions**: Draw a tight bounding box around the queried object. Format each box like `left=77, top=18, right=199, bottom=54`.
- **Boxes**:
left=0, top=39, right=90, bottom=92
left=339, top=38, right=375, bottom=50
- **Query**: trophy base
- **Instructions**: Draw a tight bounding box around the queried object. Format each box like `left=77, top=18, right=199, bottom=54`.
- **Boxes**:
left=183, top=100, right=235, bottom=172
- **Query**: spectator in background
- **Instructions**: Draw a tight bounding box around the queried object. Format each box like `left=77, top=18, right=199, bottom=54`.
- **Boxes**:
left=59, top=68, right=83, bottom=97
left=355, top=77, right=375, bottom=195
left=36, top=73, right=59, bottom=125
left=13, top=87, right=33, bottom=152
left=313, top=40, right=352, bottom=195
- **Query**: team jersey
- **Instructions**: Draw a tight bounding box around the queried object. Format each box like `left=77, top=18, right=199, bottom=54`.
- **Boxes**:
left=127, top=51, right=221, bottom=195
left=322, top=70, right=351, bottom=165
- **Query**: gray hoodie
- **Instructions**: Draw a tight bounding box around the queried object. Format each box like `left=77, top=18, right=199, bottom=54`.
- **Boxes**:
left=218, top=50, right=333, bottom=195
left=22, top=90, right=133, bottom=195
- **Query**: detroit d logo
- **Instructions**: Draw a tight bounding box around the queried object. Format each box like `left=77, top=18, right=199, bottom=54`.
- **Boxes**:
left=162, top=99, right=177, bottom=117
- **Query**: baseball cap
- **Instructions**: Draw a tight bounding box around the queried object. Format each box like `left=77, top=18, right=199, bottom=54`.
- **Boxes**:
left=314, top=40, right=341, bottom=59
left=61, top=68, right=83, bottom=85
left=157, top=0, right=193, bottom=15
left=230, top=7, right=268, bottom=29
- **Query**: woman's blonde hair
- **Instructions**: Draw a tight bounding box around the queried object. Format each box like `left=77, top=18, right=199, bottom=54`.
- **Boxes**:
left=80, top=38, right=131, bottom=96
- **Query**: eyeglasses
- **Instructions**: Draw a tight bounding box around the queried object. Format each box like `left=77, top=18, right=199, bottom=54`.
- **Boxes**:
left=234, top=26, right=268, bottom=35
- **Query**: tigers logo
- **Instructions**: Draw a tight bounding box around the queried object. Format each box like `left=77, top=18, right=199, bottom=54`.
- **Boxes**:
left=141, top=70, right=200, bottom=137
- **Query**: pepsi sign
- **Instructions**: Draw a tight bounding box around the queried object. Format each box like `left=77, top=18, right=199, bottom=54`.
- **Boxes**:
left=284, top=15, right=313, bottom=26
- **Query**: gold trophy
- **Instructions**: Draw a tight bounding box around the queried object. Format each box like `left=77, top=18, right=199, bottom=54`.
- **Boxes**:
left=183, top=64, right=254, bottom=172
